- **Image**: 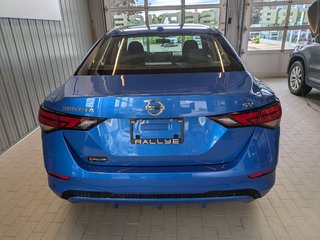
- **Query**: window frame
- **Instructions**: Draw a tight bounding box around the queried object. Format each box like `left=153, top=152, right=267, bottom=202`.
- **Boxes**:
left=104, top=0, right=226, bottom=33
left=245, top=0, right=313, bottom=53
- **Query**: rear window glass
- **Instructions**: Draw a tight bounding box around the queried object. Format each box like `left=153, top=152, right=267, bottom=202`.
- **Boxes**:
left=76, top=33, right=244, bottom=75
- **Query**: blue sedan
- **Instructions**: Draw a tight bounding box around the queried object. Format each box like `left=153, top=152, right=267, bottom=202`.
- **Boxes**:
left=39, top=24, right=281, bottom=206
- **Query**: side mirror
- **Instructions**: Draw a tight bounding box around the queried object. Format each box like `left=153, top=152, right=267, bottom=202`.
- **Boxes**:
left=308, top=1, right=320, bottom=38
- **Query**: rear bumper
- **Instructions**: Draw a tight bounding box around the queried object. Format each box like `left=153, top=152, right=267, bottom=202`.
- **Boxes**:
left=43, top=127, right=279, bottom=204
left=58, top=189, right=264, bottom=204
left=48, top=168, right=275, bottom=203
left=61, top=189, right=262, bottom=199
left=68, top=196, right=254, bottom=205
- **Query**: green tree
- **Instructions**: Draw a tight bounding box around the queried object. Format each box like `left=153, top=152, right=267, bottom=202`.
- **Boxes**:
left=111, top=0, right=138, bottom=8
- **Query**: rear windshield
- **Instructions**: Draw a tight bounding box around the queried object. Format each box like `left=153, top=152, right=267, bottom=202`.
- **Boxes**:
left=76, top=33, right=244, bottom=75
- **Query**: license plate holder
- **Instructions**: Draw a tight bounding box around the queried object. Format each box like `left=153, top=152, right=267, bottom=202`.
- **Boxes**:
left=130, top=118, right=184, bottom=144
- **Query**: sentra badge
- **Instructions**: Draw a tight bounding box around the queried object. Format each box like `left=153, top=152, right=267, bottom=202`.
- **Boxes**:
left=62, top=106, right=94, bottom=113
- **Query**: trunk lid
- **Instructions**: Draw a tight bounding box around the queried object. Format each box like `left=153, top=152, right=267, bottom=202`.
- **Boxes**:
left=45, top=71, right=274, bottom=118
left=43, top=71, right=276, bottom=167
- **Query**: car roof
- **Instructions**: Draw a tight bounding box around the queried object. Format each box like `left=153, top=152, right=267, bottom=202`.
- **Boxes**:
left=106, top=24, right=220, bottom=37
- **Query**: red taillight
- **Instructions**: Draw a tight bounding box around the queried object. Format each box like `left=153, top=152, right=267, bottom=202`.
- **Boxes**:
left=38, top=105, right=106, bottom=133
left=259, top=102, right=282, bottom=128
left=248, top=168, right=274, bottom=179
left=209, top=100, right=282, bottom=128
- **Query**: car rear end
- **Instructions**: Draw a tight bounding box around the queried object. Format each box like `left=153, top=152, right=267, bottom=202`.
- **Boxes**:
left=39, top=25, right=281, bottom=205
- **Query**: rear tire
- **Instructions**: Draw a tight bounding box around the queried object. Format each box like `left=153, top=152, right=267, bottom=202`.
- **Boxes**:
left=288, top=61, right=312, bottom=96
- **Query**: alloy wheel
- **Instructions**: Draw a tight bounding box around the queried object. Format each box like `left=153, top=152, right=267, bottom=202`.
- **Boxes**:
left=289, top=66, right=302, bottom=90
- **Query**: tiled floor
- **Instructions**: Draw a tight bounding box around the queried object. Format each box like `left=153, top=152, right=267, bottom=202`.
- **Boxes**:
left=0, top=78, right=320, bottom=240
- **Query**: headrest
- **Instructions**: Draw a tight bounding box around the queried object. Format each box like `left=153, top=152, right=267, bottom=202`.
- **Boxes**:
left=182, top=40, right=199, bottom=56
left=128, top=41, right=144, bottom=54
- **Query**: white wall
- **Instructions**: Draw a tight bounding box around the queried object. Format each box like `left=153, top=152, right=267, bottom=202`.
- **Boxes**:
left=0, top=0, right=61, bottom=21
left=242, top=52, right=290, bottom=78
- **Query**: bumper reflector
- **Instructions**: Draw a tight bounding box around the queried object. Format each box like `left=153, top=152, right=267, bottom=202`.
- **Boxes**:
left=248, top=169, right=274, bottom=179
left=47, top=171, right=71, bottom=180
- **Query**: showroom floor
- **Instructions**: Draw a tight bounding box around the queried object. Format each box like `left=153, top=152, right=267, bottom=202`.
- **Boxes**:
left=0, top=78, right=320, bottom=240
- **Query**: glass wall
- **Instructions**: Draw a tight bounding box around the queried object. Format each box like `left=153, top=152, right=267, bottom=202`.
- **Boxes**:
left=185, top=8, right=220, bottom=28
left=148, top=10, right=182, bottom=24
left=105, top=0, right=225, bottom=32
left=247, top=1, right=313, bottom=51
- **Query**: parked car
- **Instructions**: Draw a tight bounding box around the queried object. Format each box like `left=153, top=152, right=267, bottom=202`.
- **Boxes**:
left=287, top=1, right=320, bottom=96
left=39, top=24, right=281, bottom=206
left=193, top=35, right=202, bottom=46
left=161, top=36, right=178, bottom=47
left=248, top=32, right=259, bottom=41
left=288, top=39, right=320, bottom=95
left=168, top=36, right=179, bottom=46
